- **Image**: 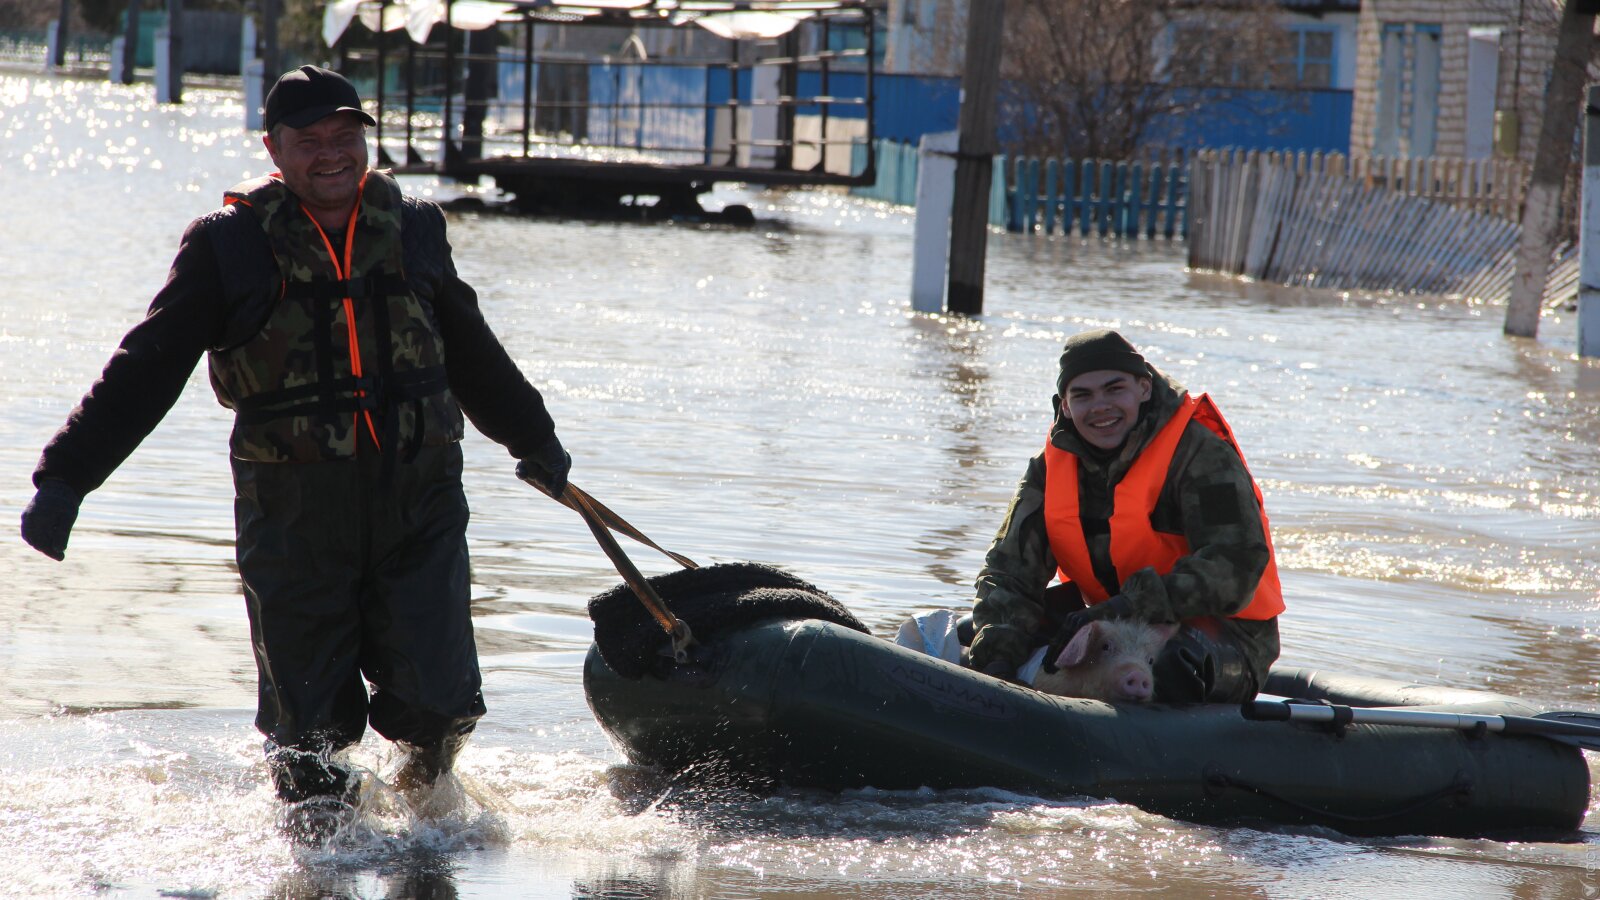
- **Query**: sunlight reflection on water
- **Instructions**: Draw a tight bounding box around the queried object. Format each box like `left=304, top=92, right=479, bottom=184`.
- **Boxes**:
left=2, top=71, right=1599, bottom=898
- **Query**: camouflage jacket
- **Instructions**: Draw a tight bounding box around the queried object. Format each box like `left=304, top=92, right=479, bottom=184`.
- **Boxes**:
left=208, top=171, right=464, bottom=463
left=969, top=369, right=1280, bottom=680
left=33, top=172, right=555, bottom=493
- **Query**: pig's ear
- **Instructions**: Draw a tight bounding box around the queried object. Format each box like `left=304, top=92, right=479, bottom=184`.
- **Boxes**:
left=1152, top=621, right=1181, bottom=642
left=1055, top=622, right=1099, bottom=669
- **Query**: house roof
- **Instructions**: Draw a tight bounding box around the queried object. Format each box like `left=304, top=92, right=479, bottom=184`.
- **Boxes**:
left=324, top=0, right=877, bottom=46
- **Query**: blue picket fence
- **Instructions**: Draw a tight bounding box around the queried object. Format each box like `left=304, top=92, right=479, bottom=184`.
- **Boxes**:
left=849, top=140, right=1188, bottom=239
left=1007, top=155, right=1188, bottom=239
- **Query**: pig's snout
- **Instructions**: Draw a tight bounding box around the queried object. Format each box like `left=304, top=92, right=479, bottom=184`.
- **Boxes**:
left=1114, top=664, right=1153, bottom=702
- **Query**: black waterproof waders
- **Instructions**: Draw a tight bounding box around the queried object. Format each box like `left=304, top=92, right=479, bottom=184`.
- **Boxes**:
left=234, top=441, right=485, bottom=801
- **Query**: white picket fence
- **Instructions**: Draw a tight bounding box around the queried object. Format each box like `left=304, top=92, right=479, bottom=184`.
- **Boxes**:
left=1188, top=149, right=1577, bottom=306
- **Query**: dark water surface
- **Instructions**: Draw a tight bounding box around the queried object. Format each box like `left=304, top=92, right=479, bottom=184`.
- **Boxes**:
left=3, top=73, right=1599, bottom=898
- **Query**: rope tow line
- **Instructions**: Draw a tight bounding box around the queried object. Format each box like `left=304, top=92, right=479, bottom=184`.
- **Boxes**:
left=521, top=475, right=698, bottom=663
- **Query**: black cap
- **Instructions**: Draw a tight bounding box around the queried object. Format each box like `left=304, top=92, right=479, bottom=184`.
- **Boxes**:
left=264, top=65, right=377, bottom=133
left=1056, top=329, right=1150, bottom=394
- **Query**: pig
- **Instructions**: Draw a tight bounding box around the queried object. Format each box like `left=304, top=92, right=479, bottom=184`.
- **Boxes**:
left=1031, top=619, right=1181, bottom=703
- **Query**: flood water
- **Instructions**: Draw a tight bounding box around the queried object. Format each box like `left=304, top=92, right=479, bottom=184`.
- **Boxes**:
left=3, top=72, right=1600, bottom=898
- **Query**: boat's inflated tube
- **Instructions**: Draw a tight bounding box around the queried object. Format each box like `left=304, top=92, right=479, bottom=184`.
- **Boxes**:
left=583, top=565, right=1590, bottom=839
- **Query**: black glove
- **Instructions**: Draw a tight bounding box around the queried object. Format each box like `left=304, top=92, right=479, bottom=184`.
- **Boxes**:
left=21, top=479, right=83, bottom=561
left=515, top=435, right=572, bottom=500
left=1152, top=643, right=1211, bottom=704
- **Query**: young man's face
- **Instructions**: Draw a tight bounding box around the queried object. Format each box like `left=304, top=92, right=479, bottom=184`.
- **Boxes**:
left=1062, top=369, right=1152, bottom=450
left=263, top=111, right=369, bottom=225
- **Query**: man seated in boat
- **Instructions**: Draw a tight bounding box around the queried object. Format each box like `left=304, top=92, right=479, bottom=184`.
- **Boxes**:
left=967, top=329, right=1282, bottom=703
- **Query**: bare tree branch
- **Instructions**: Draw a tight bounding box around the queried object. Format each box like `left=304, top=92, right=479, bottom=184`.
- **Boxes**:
left=1000, top=0, right=1290, bottom=159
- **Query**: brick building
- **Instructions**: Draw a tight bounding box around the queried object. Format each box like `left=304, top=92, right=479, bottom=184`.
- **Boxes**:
left=1349, top=0, right=1567, bottom=161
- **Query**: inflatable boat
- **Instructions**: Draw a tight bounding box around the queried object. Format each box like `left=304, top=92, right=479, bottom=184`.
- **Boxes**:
left=581, top=563, right=1594, bottom=839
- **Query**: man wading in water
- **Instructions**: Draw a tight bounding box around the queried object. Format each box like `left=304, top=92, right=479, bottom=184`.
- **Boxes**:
left=19, top=66, right=572, bottom=839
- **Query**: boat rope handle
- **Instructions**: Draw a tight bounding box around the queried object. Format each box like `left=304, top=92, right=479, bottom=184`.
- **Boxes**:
left=1204, top=766, right=1473, bottom=824
left=566, top=484, right=699, bottom=570
left=520, top=475, right=697, bottom=662
left=528, top=478, right=699, bottom=570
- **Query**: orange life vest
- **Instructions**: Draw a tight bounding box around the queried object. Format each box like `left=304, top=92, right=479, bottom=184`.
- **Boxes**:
left=1042, top=393, right=1285, bottom=620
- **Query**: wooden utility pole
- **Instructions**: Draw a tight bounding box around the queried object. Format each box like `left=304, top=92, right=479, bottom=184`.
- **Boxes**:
left=945, top=0, right=1004, bottom=315
left=116, top=0, right=141, bottom=85
left=260, top=0, right=281, bottom=95
left=49, top=0, right=71, bottom=68
left=156, top=0, right=184, bottom=103
left=1504, top=0, right=1595, bottom=338
left=462, top=27, right=498, bottom=162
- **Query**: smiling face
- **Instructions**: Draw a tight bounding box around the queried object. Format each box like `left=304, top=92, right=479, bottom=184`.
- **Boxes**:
left=1062, top=369, right=1152, bottom=450
left=263, top=112, right=369, bottom=229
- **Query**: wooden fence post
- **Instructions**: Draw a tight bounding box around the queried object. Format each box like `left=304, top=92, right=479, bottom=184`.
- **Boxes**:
left=1043, top=158, right=1058, bottom=234
left=1079, top=160, right=1094, bottom=236
left=1186, top=152, right=1207, bottom=269
left=1129, top=161, right=1145, bottom=238
left=1173, top=150, right=1188, bottom=239
left=1069, top=158, right=1083, bottom=235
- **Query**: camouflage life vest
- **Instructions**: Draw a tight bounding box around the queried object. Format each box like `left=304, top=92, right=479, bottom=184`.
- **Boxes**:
left=207, top=170, right=464, bottom=463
